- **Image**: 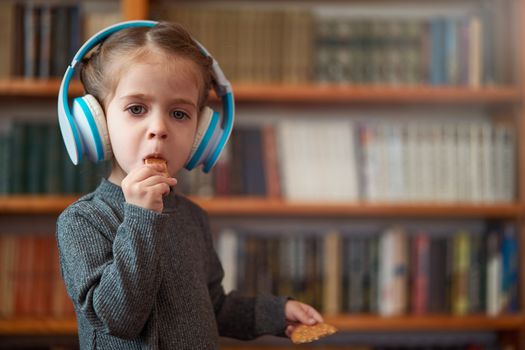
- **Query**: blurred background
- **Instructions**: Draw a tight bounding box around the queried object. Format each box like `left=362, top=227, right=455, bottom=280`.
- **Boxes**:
left=0, top=0, right=522, bottom=349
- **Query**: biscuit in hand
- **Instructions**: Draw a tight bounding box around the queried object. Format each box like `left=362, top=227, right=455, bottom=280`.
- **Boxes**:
left=291, top=322, right=337, bottom=344
left=144, top=158, right=169, bottom=177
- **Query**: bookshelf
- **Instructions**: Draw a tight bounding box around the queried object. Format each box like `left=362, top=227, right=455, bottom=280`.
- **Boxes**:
left=1, top=0, right=525, bottom=349
left=0, top=196, right=523, bottom=218
left=0, top=78, right=519, bottom=103
left=0, top=319, right=77, bottom=336
left=1, top=315, right=523, bottom=336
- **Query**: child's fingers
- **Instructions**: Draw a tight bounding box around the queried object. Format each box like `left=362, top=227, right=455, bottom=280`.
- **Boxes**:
left=285, top=325, right=295, bottom=338
left=293, top=305, right=317, bottom=325
left=303, top=305, right=324, bottom=323
left=150, top=182, right=172, bottom=197
left=142, top=163, right=169, bottom=177
left=141, top=175, right=177, bottom=188
left=127, top=164, right=166, bottom=183
left=144, top=162, right=168, bottom=175
left=296, top=303, right=324, bottom=325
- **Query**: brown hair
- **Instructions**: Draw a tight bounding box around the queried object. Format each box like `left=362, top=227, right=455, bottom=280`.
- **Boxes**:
left=80, top=21, right=213, bottom=110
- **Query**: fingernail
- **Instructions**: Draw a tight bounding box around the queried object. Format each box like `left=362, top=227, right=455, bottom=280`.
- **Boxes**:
left=309, top=318, right=315, bottom=324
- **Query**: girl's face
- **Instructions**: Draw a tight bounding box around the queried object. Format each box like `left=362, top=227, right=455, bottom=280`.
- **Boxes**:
left=105, top=54, right=200, bottom=185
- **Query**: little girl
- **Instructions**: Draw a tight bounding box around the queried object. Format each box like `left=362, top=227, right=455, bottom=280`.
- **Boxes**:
left=56, top=21, right=323, bottom=349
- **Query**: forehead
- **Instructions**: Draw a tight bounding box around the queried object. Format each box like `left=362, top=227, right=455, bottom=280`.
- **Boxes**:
left=107, top=50, right=203, bottom=102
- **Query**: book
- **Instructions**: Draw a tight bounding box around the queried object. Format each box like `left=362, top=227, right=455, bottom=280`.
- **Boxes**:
left=411, top=232, right=430, bottom=315
left=323, top=230, right=342, bottom=315
left=452, top=231, right=470, bottom=315
left=428, top=236, right=449, bottom=313
left=240, top=127, right=267, bottom=196
left=38, top=4, right=52, bottom=79
left=50, top=5, right=70, bottom=76
left=0, top=0, right=16, bottom=78
left=82, top=0, right=122, bottom=41
left=468, top=16, right=482, bottom=88
left=378, top=227, right=408, bottom=316
left=262, top=125, right=281, bottom=198
left=45, top=123, right=63, bottom=193
left=468, top=233, right=485, bottom=313
left=500, top=224, right=518, bottom=313
left=0, top=126, right=10, bottom=194
left=10, top=122, right=28, bottom=193
left=347, top=236, right=367, bottom=313
left=14, top=235, right=35, bottom=316
left=23, top=3, right=39, bottom=78
left=26, top=123, right=47, bottom=193
left=486, top=229, right=501, bottom=315
left=0, top=235, right=16, bottom=317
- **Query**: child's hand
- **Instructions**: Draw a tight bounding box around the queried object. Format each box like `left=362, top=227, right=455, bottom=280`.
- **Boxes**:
left=284, top=300, right=324, bottom=338
left=121, top=163, right=177, bottom=213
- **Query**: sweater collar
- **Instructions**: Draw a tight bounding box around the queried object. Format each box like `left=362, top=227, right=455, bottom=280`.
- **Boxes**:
left=96, top=178, right=180, bottom=212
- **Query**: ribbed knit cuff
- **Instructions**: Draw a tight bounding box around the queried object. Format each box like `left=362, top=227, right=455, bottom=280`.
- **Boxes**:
left=254, top=294, right=288, bottom=336
left=122, top=203, right=170, bottom=246
left=124, top=202, right=168, bottom=220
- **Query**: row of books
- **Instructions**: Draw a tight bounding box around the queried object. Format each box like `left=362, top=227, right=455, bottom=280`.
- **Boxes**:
left=178, top=119, right=516, bottom=204
left=0, top=1, right=514, bottom=86
left=0, top=0, right=121, bottom=79
left=0, top=122, right=110, bottom=195
left=315, top=17, right=484, bottom=87
left=0, top=221, right=517, bottom=319
left=355, top=120, right=516, bottom=203
left=214, top=120, right=515, bottom=203
left=0, top=2, right=513, bottom=87
left=0, top=233, right=74, bottom=319
left=151, top=4, right=312, bottom=85
left=151, top=2, right=513, bottom=86
left=0, top=118, right=516, bottom=204
left=216, top=223, right=519, bottom=316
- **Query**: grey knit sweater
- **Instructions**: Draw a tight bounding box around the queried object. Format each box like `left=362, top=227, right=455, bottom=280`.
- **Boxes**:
left=56, top=178, right=287, bottom=349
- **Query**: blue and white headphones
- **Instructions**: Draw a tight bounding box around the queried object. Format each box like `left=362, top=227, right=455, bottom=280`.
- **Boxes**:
left=57, top=20, right=235, bottom=173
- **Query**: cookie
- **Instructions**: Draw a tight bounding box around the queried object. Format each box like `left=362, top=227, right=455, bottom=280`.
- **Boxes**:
left=144, top=158, right=169, bottom=177
left=291, top=323, right=337, bottom=344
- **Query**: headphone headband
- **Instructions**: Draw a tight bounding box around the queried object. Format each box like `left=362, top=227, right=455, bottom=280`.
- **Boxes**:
left=72, top=21, right=156, bottom=67
left=58, top=20, right=235, bottom=172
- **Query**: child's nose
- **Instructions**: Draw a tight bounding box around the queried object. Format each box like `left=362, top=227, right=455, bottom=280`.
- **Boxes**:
left=147, top=118, right=168, bottom=140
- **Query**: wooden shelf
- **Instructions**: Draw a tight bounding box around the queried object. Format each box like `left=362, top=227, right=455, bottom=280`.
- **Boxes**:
left=192, top=198, right=524, bottom=218
left=0, top=78, right=520, bottom=104
left=1, top=315, right=523, bottom=335
left=230, top=84, right=522, bottom=104
left=0, top=195, right=80, bottom=214
left=326, top=314, right=525, bottom=331
left=0, top=318, right=77, bottom=335
left=0, top=195, right=522, bottom=218
left=0, top=79, right=84, bottom=98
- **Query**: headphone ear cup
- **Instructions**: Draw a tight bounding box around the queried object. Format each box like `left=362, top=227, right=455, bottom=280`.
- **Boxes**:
left=72, top=94, right=112, bottom=162
left=185, top=106, right=219, bottom=170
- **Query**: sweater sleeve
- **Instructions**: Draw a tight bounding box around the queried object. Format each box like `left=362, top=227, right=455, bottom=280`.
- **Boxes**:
left=56, top=202, right=169, bottom=339
left=194, top=207, right=288, bottom=339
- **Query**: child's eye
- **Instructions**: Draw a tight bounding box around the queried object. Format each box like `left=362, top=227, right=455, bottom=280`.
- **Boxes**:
left=127, top=105, right=146, bottom=116
left=171, top=110, right=189, bottom=120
